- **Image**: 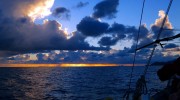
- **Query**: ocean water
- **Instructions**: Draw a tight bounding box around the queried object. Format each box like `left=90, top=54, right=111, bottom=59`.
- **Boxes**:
left=0, top=66, right=167, bottom=100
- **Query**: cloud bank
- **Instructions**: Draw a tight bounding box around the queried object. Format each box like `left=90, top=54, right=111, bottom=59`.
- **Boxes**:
left=0, top=0, right=107, bottom=57
left=0, top=0, right=178, bottom=64
left=77, top=16, right=109, bottom=36
left=93, top=0, right=119, bottom=19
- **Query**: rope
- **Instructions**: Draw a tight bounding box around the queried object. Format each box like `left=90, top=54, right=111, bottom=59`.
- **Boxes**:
left=123, top=0, right=146, bottom=99
left=143, top=0, right=173, bottom=76
left=127, top=0, right=146, bottom=91
left=133, top=75, right=148, bottom=99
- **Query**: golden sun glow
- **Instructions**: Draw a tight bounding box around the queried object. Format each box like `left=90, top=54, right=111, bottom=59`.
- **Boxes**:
left=60, top=64, right=119, bottom=67
left=0, top=64, right=145, bottom=67
left=28, top=0, right=54, bottom=21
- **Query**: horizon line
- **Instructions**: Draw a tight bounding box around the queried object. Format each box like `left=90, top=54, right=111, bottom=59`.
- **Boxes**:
left=0, top=63, right=145, bottom=67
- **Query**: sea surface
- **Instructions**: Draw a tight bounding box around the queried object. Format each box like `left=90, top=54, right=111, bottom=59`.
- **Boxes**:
left=0, top=66, right=167, bottom=100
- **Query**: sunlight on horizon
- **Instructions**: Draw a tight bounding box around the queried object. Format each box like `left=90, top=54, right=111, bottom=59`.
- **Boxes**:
left=0, top=63, right=145, bottom=67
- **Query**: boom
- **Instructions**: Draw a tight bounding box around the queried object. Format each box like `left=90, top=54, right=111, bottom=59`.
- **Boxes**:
left=136, top=33, right=180, bottom=51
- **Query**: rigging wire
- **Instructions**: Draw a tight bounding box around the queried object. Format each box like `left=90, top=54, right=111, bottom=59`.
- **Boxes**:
left=130, top=1, right=174, bottom=98
left=127, top=0, right=146, bottom=93
left=124, top=0, right=174, bottom=99
left=143, top=0, right=174, bottom=76
left=156, top=0, right=174, bottom=40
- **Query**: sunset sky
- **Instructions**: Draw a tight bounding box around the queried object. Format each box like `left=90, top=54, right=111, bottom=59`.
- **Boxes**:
left=0, top=0, right=179, bottom=65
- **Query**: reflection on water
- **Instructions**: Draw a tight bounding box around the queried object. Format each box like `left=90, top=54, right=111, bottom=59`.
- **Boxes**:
left=0, top=68, right=54, bottom=100
left=0, top=66, right=167, bottom=100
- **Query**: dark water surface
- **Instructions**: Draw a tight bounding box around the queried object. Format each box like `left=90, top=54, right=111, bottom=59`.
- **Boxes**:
left=0, top=66, right=167, bottom=100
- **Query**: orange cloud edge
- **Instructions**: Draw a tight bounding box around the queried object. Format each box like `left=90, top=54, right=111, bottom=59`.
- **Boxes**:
left=0, top=63, right=145, bottom=67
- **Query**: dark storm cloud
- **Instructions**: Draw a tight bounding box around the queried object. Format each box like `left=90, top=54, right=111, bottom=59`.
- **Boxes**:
left=0, top=51, right=20, bottom=57
left=4, top=46, right=179, bottom=64
left=164, top=43, right=179, bottom=49
left=36, top=53, right=48, bottom=61
left=34, top=51, right=113, bottom=64
left=98, top=37, right=119, bottom=46
left=77, top=16, right=109, bottom=36
left=3, top=47, right=177, bottom=64
left=0, top=18, right=108, bottom=52
left=60, top=31, right=109, bottom=50
left=0, top=1, right=108, bottom=57
left=127, top=25, right=149, bottom=40
left=77, top=18, right=137, bottom=38
left=52, top=7, right=70, bottom=19
left=115, top=49, right=137, bottom=63
left=98, top=23, right=149, bottom=46
left=138, top=25, right=149, bottom=39
left=75, top=2, right=89, bottom=8
left=93, top=0, right=119, bottom=19
left=115, top=45, right=178, bottom=64
left=76, top=16, right=151, bottom=47
left=0, top=17, right=65, bottom=51
left=107, top=23, right=126, bottom=33
left=108, top=23, right=137, bottom=39
left=151, top=26, right=174, bottom=39
left=106, top=23, right=148, bottom=41
left=151, top=49, right=179, bottom=63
